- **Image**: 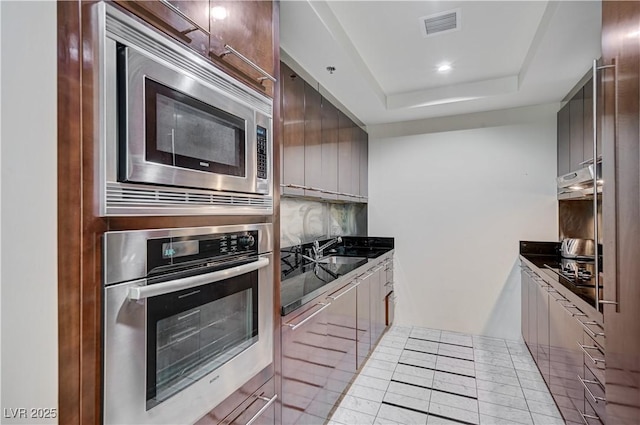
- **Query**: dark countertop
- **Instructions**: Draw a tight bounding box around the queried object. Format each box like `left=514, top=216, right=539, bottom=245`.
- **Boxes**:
left=280, top=237, right=394, bottom=316
left=519, top=240, right=602, bottom=315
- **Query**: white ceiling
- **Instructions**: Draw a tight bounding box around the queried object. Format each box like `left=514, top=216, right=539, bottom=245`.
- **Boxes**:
left=280, top=1, right=602, bottom=126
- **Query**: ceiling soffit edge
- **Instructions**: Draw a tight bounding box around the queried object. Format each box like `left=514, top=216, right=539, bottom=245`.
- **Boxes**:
left=518, top=1, right=560, bottom=87
left=386, top=75, right=519, bottom=110
left=366, top=102, right=560, bottom=139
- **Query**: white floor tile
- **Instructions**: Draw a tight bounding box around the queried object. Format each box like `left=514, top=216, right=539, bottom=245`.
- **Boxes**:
left=477, top=389, right=529, bottom=411
left=531, top=412, right=565, bottom=425
left=330, top=407, right=376, bottom=425
left=384, top=391, right=430, bottom=413
left=475, top=379, right=524, bottom=398
left=361, top=364, right=394, bottom=381
left=429, top=390, right=479, bottom=413
left=427, top=416, right=467, bottom=425
left=348, top=384, right=386, bottom=403
left=478, top=401, right=534, bottom=425
left=376, top=403, right=429, bottom=425
left=387, top=381, right=432, bottom=401
left=428, top=401, right=480, bottom=425
left=337, top=395, right=382, bottom=417
left=392, top=370, right=434, bottom=388
left=522, top=387, right=555, bottom=404
left=354, top=374, right=391, bottom=391
left=524, top=400, right=562, bottom=419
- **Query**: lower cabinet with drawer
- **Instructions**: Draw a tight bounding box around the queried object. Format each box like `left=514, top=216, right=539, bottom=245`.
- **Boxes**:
left=521, top=259, right=607, bottom=425
left=281, top=253, right=394, bottom=424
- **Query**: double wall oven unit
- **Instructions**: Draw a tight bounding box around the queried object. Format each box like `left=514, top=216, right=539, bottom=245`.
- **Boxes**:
left=103, top=224, right=274, bottom=425
left=97, top=3, right=273, bottom=216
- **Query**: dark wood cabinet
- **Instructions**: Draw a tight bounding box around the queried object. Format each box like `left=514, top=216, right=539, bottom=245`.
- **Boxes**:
left=569, top=87, right=585, bottom=171
left=583, top=77, right=595, bottom=163
left=279, top=61, right=368, bottom=203
left=536, top=279, right=550, bottom=386
left=319, top=98, right=339, bottom=201
left=280, top=63, right=305, bottom=197
left=304, top=82, right=322, bottom=198
left=356, top=271, right=371, bottom=369
left=601, top=2, right=640, bottom=424
left=557, top=103, right=571, bottom=176
left=281, top=302, right=331, bottom=425
left=209, top=1, right=275, bottom=96
left=114, top=1, right=211, bottom=57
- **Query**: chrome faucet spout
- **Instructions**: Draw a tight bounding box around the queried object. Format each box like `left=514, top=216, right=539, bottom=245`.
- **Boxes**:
left=315, top=236, right=342, bottom=259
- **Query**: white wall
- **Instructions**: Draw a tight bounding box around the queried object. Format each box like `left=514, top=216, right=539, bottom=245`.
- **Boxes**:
left=368, top=104, right=559, bottom=340
left=1, top=2, right=58, bottom=423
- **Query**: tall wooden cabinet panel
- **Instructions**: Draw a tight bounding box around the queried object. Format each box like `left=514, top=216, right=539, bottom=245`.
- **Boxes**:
left=337, top=111, right=355, bottom=201
left=114, top=1, right=210, bottom=57
left=356, top=275, right=371, bottom=369
left=569, top=88, right=585, bottom=171
left=281, top=304, right=330, bottom=425
left=557, top=103, right=571, bottom=176
left=583, top=77, right=595, bottom=163
left=320, top=98, right=339, bottom=200
left=349, top=126, right=361, bottom=200
left=209, top=1, right=274, bottom=96
left=281, top=63, right=305, bottom=197
left=601, top=2, right=640, bottom=424
left=358, top=128, right=369, bottom=201
left=304, top=82, right=322, bottom=198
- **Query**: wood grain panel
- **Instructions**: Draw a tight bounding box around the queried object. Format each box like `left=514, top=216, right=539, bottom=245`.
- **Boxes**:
left=281, top=62, right=305, bottom=196
left=57, top=2, right=83, bottom=422
left=570, top=87, right=585, bottom=170
left=304, top=82, right=322, bottom=198
left=602, top=1, right=640, bottom=424
left=320, top=98, right=339, bottom=200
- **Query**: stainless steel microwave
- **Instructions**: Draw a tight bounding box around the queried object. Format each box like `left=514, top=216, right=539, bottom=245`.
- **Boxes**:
left=97, top=4, right=273, bottom=216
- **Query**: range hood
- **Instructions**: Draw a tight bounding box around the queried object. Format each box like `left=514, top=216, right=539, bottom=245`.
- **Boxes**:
left=557, top=162, right=602, bottom=200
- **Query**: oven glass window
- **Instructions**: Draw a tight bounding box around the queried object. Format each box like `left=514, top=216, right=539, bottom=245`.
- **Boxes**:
left=146, top=271, right=258, bottom=409
left=145, top=78, right=246, bottom=177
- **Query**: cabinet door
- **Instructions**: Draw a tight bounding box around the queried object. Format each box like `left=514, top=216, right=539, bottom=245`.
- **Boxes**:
left=521, top=268, right=530, bottom=344
left=548, top=296, right=585, bottom=425
left=338, top=112, right=355, bottom=201
left=368, top=266, right=386, bottom=346
left=350, top=126, right=361, bottom=199
left=570, top=88, right=585, bottom=170
left=326, top=282, right=358, bottom=395
left=535, top=278, right=550, bottom=385
left=280, top=63, right=305, bottom=197
left=304, top=82, right=322, bottom=198
left=209, top=1, right=275, bottom=96
left=558, top=103, right=571, bottom=176
left=602, top=3, right=640, bottom=423
left=281, top=303, right=330, bottom=425
left=320, top=98, right=339, bottom=200
left=223, top=378, right=276, bottom=425
left=583, top=77, right=595, bottom=164
left=356, top=274, right=371, bottom=369
left=527, top=273, right=538, bottom=360
left=114, top=1, right=210, bottom=57
left=358, top=128, right=369, bottom=201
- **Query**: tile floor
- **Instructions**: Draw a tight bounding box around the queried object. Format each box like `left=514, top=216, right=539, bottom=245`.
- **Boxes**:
left=328, top=326, right=563, bottom=425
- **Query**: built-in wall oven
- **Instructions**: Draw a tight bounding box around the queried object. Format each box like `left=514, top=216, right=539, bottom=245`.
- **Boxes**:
left=103, top=223, right=273, bottom=425
left=97, top=3, right=273, bottom=216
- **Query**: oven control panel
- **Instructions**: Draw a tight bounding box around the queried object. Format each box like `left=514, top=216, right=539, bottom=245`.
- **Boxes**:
left=147, top=230, right=259, bottom=273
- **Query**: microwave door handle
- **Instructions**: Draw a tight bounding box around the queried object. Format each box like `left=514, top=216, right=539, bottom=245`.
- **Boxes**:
left=128, top=256, right=270, bottom=300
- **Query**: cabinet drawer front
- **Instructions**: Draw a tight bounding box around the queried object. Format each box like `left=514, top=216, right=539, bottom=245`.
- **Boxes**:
left=115, top=1, right=210, bottom=57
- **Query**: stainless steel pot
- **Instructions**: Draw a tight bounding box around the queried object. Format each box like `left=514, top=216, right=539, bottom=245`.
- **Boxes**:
left=560, top=238, right=596, bottom=259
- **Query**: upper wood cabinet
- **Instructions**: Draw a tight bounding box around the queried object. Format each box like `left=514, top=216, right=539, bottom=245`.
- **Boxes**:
left=114, top=0, right=211, bottom=57
left=209, top=1, right=275, bottom=96
left=280, top=61, right=368, bottom=203
left=280, top=63, right=305, bottom=197
left=557, top=78, right=600, bottom=176
left=557, top=103, right=571, bottom=176
left=114, top=0, right=275, bottom=97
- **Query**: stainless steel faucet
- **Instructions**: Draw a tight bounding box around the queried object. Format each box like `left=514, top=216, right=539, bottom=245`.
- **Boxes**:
left=312, top=236, right=342, bottom=259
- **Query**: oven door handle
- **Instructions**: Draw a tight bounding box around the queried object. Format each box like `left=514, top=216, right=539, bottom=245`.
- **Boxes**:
left=128, top=257, right=270, bottom=300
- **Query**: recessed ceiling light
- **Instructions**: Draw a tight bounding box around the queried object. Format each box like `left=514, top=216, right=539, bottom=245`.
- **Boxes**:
left=211, top=6, right=227, bottom=20
left=437, top=63, right=452, bottom=73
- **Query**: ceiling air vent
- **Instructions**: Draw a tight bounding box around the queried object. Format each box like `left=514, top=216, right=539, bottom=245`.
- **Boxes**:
left=420, top=9, right=461, bottom=38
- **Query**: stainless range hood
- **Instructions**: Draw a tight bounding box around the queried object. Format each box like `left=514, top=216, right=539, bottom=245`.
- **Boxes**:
left=557, top=162, right=602, bottom=200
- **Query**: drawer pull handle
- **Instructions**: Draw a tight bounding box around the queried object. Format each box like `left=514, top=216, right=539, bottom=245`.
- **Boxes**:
left=245, top=394, right=278, bottom=425
left=220, top=44, right=277, bottom=83
left=577, top=342, right=606, bottom=365
left=579, top=410, right=601, bottom=425
left=580, top=320, right=605, bottom=338
left=327, top=282, right=359, bottom=301
left=578, top=375, right=606, bottom=403
left=158, top=0, right=211, bottom=35
left=286, top=303, right=331, bottom=331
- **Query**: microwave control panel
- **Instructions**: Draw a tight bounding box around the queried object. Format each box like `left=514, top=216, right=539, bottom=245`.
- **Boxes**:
left=257, top=126, right=268, bottom=180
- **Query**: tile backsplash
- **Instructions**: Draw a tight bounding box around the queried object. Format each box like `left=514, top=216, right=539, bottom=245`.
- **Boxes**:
left=280, top=198, right=367, bottom=248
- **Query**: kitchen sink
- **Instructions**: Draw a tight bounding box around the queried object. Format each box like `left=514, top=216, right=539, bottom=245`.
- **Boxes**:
left=317, top=256, right=367, bottom=265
